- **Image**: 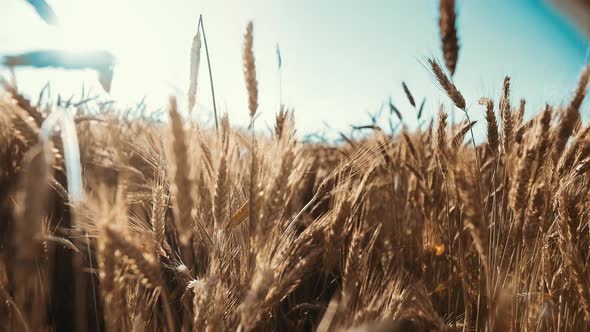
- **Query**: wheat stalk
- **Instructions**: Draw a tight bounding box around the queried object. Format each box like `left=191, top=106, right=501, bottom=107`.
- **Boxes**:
left=428, top=58, right=465, bottom=110
left=554, top=66, right=590, bottom=158
left=168, top=96, right=197, bottom=252
left=243, top=22, right=258, bottom=119
left=402, top=82, right=416, bottom=108
left=557, top=190, right=590, bottom=321
left=479, top=98, right=498, bottom=155
left=439, top=0, right=459, bottom=76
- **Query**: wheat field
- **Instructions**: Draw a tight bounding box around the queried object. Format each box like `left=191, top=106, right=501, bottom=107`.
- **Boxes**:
left=1, top=1, right=590, bottom=331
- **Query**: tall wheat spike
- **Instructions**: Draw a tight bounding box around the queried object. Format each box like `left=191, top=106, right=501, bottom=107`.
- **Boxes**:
left=188, top=28, right=202, bottom=113
left=243, top=22, right=258, bottom=119
left=168, top=96, right=196, bottom=249
left=439, top=0, right=459, bottom=76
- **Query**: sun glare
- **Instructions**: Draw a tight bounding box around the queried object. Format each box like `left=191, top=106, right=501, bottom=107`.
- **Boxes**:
left=52, top=0, right=137, bottom=54
left=44, top=0, right=175, bottom=101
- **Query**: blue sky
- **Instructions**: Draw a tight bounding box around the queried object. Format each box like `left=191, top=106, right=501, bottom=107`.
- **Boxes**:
left=0, top=0, right=588, bottom=137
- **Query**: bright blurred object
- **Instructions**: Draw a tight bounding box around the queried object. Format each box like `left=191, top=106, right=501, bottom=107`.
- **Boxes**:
left=0, top=1, right=115, bottom=92
left=25, top=0, right=58, bottom=25
left=2, top=50, right=115, bottom=92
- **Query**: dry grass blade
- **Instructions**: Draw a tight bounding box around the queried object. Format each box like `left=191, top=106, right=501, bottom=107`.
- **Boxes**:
left=226, top=200, right=249, bottom=230
left=417, top=98, right=426, bottom=119
left=389, top=96, right=403, bottom=121
left=402, top=82, right=416, bottom=108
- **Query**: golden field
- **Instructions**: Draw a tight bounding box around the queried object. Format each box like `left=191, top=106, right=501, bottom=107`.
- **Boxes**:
left=1, top=1, right=590, bottom=331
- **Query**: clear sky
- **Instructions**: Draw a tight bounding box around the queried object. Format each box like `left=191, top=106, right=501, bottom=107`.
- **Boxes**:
left=0, top=0, right=588, bottom=138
